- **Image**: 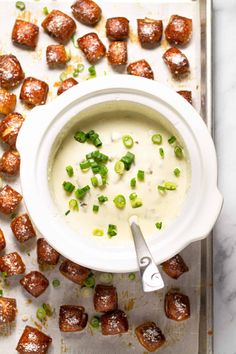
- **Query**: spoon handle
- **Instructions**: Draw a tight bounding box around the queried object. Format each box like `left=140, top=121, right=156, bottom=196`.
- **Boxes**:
left=130, top=220, right=164, bottom=292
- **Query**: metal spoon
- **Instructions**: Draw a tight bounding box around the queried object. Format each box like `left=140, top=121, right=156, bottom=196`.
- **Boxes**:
left=129, top=215, right=164, bottom=292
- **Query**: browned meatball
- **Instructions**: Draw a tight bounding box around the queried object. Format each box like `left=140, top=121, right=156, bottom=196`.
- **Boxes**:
left=94, top=284, right=118, bottom=313
left=0, top=185, right=22, bottom=215
left=177, top=90, right=192, bottom=105
left=20, top=77, right=49, bottom=107
left=101, top=310, right=128, bottom=335
left=106, top=17, right=129, bottom=41
left=11, top=214, right=36, bottom=243
left=42, top=10, right=76, bottom=44
left=59, top=259, right=90, bottom=285
left=0, top=252, right=25, bottom=276
left=164, top=291, right=190, bottom=321
left=77, top=32, right=106, bottom=63
left=0, top=228, right=6, bottom=251
left=37, top=238, right=60, bottom=265
left=0, top=150, right=20, bottom=176
left=20, top=271, right=49, bottom=298
left=0, top=89, right=16, bottom=115
left=127, top=59, right=154, bottom=80
left=12, top=20, right=39, bottom=49
left=71, top=0, right=101, bottom=26
left=135, top=322, right=165, bottom=352
left=57, top=77, right=78, bottom=96
left=0, top=54, right=25, bottom=90
left=163, top=47, right=189, bottom=77
left=137, top=18, right=163, bottom=45
left=0, top=112, right=24, bottom=147
left=59, top=305, right=88, bottom=332
left=0, top=297, right=17, bottom=325
left=16, top=326, right=52, bottom=354
left=46, top=45, right=68, bottom=67
left=161, top=254, right=189, bottom=279
left=165, top=15, right=192, bottom=46
left=107, top=41, right=127, bottom=65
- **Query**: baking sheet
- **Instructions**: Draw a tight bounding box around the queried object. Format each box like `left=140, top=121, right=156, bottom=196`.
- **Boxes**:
left=0, top=0, right=204, bottom=353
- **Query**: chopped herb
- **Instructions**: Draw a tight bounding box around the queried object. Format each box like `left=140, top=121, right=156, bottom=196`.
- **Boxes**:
left=152, top=133, right=162, bottom=145
left=88, top=65, right=96, bottom=78
left=36, top=307, right=46, bottom=322
left=129, top=192, right=137, bottom=200
left=93, top=228, right=104, bottom=236
left=164, top=182, right=177, bottom=190
left=59, top=72, right=67, bottom=82
left=65, top=210, right=70, bottom=216
left=98, top=195, right=108, bottom=204
left=174, top=168, right=181, bottom=177
left=66, top=165, right=74, bottom=177
left=80, top=160, right=90, bottom=170
left=122, top=135, right=134, bottom=149
left=90, top=316, right=101, bottom=328
left=52, top=279, right=60, bottom=288
left=107, top=224, right=117, bottom=238
left=83, top=274, right=95, bottom=288
left=71, top=34, right=79, bottom=48
left=93, top=205, right=99, bottom=213
left=159, top=148, right=164, bottom=158
left=99, top=272, right=113, bottom=283
left=174, top=145, right=184, bottom=159
left=63, top=181, right=75, bottom=193
left=113, top=194, right=126, bottom=209
left=74, top=131, right=87, bottom=143
left=168, top=136, right=176, bottom=144
left=137, top=170, right=145, bottom=181
left=128, top=273, right=136, bottom=281
left=155, top=222, right=162, bottom=230
left=16, top=1, right=25, bottom=11
left=130, top=178, right=136, bottom=189
left=91, top=176, right=98, bottom=187
left=114, top=160, right=125, bottom=175
left=43, top=6, right=49, bottom=15
left=69, top=199, right=79, bottom=211
left=75, top=185, right=90, bottom=199
left=121, top=152, right=135, bottom=171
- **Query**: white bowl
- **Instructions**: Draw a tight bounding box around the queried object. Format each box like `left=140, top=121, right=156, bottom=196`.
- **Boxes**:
left=17, top=76, right=223, bottom=272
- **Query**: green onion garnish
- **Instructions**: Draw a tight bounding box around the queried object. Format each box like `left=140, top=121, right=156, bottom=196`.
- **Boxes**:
left=69, top=199, right=79, bottom=211
left=36, top=307, right=46, bottom=322
left=164, top=182, right=177, bottom=190
left=130, top=197, right=143, bottom=208
left=137, top=170, right=145, bottom=181
left=121, top=152, right=135, bottom=171
left=93, top=228, right=104, bottom=236
left=71, top=34, right=79, bottom=48
left=90, top=316, right=101, bottom=328
left=66, top=165, right=74, bottom=177
left=113, top=194, right=126, bottom=209
left=122, top=135, right=134, bottom=148
left=158, top=185, right=166, bottom=192
left=83, top=274, right=95, bottom=288
left=128, top=273, right=136, bottom=281
left=65, top=210, right=70, bottom=216
left=59, top=72, right=67, bottom=82
left=174, top=168, right=181, bottom=177
left=42, top=303, right=54, bottom=317
left=93, top=205, right=99, bottom=213
left=152, top=134, right=162, bottom=145
left=98, top=195, right=108, bottom=204
left=75, top=185, right=90, bottom=199
left=0, top=289, right=3, bottom=296
left=16, top=1, right=25, bottom=11
left=43, top=6, right=49, bottom=15
left=88, top=65, right=96, bottom=78
left=99, top=272, right=113, bottom=283
left=63, top=181, right=75, bottom=193
left=87, top=150, right=108, bottom=163
left=159, top=148, right=164, bottom=159
left=174, top=145, right=183, bottom=159
left=107, top=224, right=117, bottom=238
left=129, top=192, right=137, bottom=200
left=77, top=63, right=85, bottom=72
left=73, top=70, right=79, bottom=77
left=74, top=131, right=87, bottom=143
left=91, top=176, right=98, bottom=187
left=80, top=160, right=90, bottom=170
left=168, top=136, right=176, bottom=144
left=52, top=279, right=60, bottom=288
left=114, top=160, right=125, bottom=175
left=155, top=222, right=162, bottom=230
left=130, top=178, right=136, bottom=189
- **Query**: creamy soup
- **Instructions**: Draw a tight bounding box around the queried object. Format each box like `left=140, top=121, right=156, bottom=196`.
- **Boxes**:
left=50, top=107, right=190, bottom=244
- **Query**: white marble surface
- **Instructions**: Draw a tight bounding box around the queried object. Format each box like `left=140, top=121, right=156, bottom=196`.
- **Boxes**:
left=213, top=0, right=236, bottom=353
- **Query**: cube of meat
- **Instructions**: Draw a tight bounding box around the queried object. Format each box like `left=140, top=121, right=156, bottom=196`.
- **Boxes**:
left=0, top=252, right=25, bottom=276
left=59, top=305, right=88, bottom=332
left=137, top=18, right=163, bottom=44
left=0, top=112, right=24, bottom=147
left=164, top=291, right=190, bottom=321
left=0, top=54, right=25, bottom=90
left=163, top=47, right=189, bottom=77
left=161, top=254, right=189, bottom=279
left=11, top=214, right=36, bottom=243
left=0, top=228, right=6, bottom=251
left=107, top=41, right=127, bottom=65
left=57, top=77, right=78, bottom=96
left=101, top=310, right=128, bottom=335
left=0, top=89, right=16, bottom=115
left=20, top=77, right=49, bottom=107
left=0, top=185, right=22, bottom=215
left=177, top=90, right=192, bottom=105
left=127, top=59, right=154, bottom=80
left=71, top=0, right=101, bottom=26
left=12, top=20, right=39, bottom=49
left=20, top=271, right=49, bottom=298
left=106, top=17, right=129, bottom=41
left=41, top=10, right=76, bottom=44
left=46, top=45, right=68, bottom=67
left=37, top=238, right=60, bottom=265
left=16, top=326, right=52, bottom=354
left=135, top=322, right=165, bottom=352
left=94, top=284, right=118, bottom=313
left=77, top=32, right=106, bottom=63
left=0, top=297, right=17, bottom=325
left=0, top=150, right=20, bottom=176
left=165, top=15, right=192, bottom=46
left=59, top=259, right=90, bottom=285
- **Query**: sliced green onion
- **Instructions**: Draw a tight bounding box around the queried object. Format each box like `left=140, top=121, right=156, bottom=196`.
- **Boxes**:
left=88, top=65, right=96, bottom=78
left=75, top=185, right=90, bottom=199
left=113, top=194, right=126, bottom=209
left=159, top=148, right=164, bottom=159
left=158, top=185, right=166, bottom=192
left=43, top=6, right=49, bottom=15
left=114, top=160, right=125, bottom=175
left=137, top=170, right=145, bottom=181
left=155, top=222, right=162, bottom=230
left=128, top=273, right=136, bottom=281
left=131, top=197, right=143, bottom=208
left=63, top=181, right=75, bottom=193
left=73, top=70, right=79, bottom=77
left=66, top=165, right=74, bottom=177
left=65, top=210, right=70, bottom=216
left=129, top=192, right=137, bottom=200
left=16, top=1, right=25, bottom=11
left=0, top=289, right=3, bottom=296
left=121, top=152, right=135, bottom=171
left=98, top=195, right=108, bottom=204
left=59, top=72, right=67, bottom=82
left=83, top=274, right=95, bottom=288
left=168, top=136, right=176, bottom=144
left=93, top=205, right=99, bottom=213
left=174, top=145, right=184, bottom=159
left=174, top=168, right=181, bottom=177
left=93, top=228, right=104, bottom=236
left=87, top=150, right=108, bottom=163
left=99, top=272, right=113, bottom=284
left=71, top=34, right=79, bottom=48
left=90, top=316, right=101, bottom=328
left=130, top=178, right=136, bottom=189
left=164, top=182, right=177, bottom=190
left=74, top=131, right=87, bottom=143
left=80, top=160, right=90, bottom=170
left=36, top=307, right=46, bottom=322
left=107, top=224, right=117, bottom=238
left=152, top=133, right=162, bottom=145
left=69, top=199, right=79, bottom=211
left=122, top=135, right=134, bottom=149
left=91, top=176, right=98, bottom=187
left=52, top=279, right=60, bottom=288
left=42, top=303, right=54, bottom=317
left=77, top=63, right=84, bottom=72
